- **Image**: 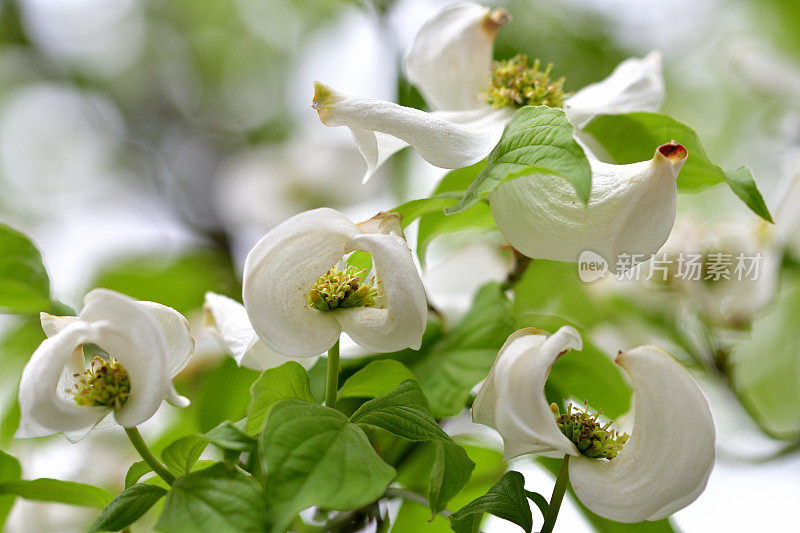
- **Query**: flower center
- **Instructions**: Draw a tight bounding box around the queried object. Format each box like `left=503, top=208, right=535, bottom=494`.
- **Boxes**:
left=308, top=265, right=380, bottom=311
left=483, top=54, right=567, bottom=109
left=71, top=356, right=131, bottom=410
left=551, top=402, right=628, bottom=460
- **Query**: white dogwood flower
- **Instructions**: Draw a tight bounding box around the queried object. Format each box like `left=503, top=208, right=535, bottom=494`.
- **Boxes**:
left=16, top=289, right=194, bottom=443
left=489, top=142, right=688, bottom=270
left=242, top=208, right=427, bottom=357
left=312, top=2, right=663, bottom=182
left=203, top=292, right=318, bottom=371
left=472, top=326, right=715, bottom=523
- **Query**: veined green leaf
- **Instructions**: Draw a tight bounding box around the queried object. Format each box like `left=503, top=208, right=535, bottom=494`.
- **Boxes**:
left=446, top=106, right=591, bottom=214
left=583, top=112, right=773, bottom=221
left=124, top=461, right=153, bottom=489
left=89, top=483, right=166, bottom=532
left=416, top=162, right=495, bottom=266
left=205, top=420, right=256, bottom=452
left=724, top=166, right=773, bottom=223
left=350, top=381, right=475, bottom=515
left=246, top=361, right=315, bottom=435
left=161, top=435, right=209, bottom=476
left=260, top=400, right=395, bottom=532
left=411, top=282, right=516, bottom=418
left=448, top=471, right=533, bottom=533
left=0, top=478, right=112, bottom=508
left=156, top=464, right=265, bottom=533
left=339, top=360, right=418, bottom=400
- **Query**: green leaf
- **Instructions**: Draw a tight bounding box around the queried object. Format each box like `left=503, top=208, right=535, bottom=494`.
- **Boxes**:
left=124, top=461, right=153, bottom=489
left=0, top=450, right=21, bottom=529
left=393, top=444, right=505, bottom=532
left=205, top=420, right=256, bottom=452
left=583, top=112, right=773, bottom=221
left=246, top=361, right=315, bottom=435
left=339, top=360, right=418, bottom=400
left=260, top=399, right=395, bottom=532
left=0, top=478, right=112, bottom=507
left=412, top=282, right=516, bottom=417
left=724, top=166, right=774, bottom=223
left=0, top=224, right=51, bottom=314
left=430, top=441, right=475, bottom=517
left=448, top=471, right=532, bottom=533
left=416, top=162, right=495, bottom=265
left=391, top=193, right=462, bottom=228
left=89, top=483, right=167, bottom=532
left=350, top=381, right=476, bottom=516
left=156, top=464, right=265, bottom=533
left=351, top=380, right=450, bottom=441
left=161, top=436, right=209, bottom=476
left=446, top=106, right=591, bottom=214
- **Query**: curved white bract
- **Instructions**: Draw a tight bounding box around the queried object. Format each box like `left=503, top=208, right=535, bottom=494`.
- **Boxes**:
left=472, top=326, right=583, bottom=459
left=242, top=208, right=427, bottom=357
left=472, top=327, right=715, bottom=522
left=404, top=3, right=509, bottom=111
left=204, top=292, right=318, bottom=371
left=489, top=143, right=687, bottom=271
left=312, top=3, right=664, bottom=181
left=569, top=346, right=716, bottom=522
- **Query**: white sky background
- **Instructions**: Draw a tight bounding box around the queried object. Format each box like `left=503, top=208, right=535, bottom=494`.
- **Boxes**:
left=2, top=0, right=800, bottom=531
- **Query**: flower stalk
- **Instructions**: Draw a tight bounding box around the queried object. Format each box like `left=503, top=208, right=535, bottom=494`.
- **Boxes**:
left=325, top=339, right=341, bottom=409
left=541, top=454, right=570, bottom=533
left=124, top=427, right=175, bottom=485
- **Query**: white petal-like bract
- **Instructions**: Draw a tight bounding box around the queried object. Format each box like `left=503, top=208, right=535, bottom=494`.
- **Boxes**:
left=569, top=346, right=715, bottom=522
left=204, top=292, right=318, bottom=371
left=565, top=52, right=664, bottom=127
left=489, top=143, right=687, bottom=270
left=403, top=2, right=509, bottom=111
left=313, top=82, right=511, bottom=182
left=472, top=326, right=583, bottom=460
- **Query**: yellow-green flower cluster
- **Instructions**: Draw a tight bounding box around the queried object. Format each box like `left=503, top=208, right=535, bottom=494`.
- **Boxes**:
left=483, top=54, right=566, bottom=109
left=308, top=265, right=380, bottom=311
left=72, top=356, right=131, bottom=410
left=552, top=402, right=629, bottom=460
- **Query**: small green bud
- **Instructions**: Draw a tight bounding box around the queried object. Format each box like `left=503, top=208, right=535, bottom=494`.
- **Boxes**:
left=71, top=356, right=131, bottom=410
left=483, top=54, right=567, bottom=109
left=554, top=402, right=628, bottom=460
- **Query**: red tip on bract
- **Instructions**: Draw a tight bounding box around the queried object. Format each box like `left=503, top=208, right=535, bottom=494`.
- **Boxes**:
left=657, top=141, right=688, bottom=162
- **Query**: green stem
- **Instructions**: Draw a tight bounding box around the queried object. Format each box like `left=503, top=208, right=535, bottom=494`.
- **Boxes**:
left=325, top=339, right=341, bottom=409
left=541, top=455, right=570, bottom=533
left=124, top=427, right=175, bottom=485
